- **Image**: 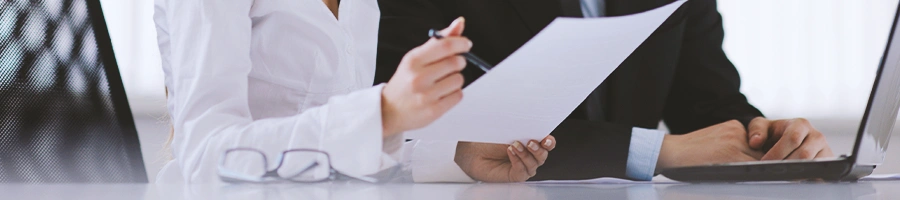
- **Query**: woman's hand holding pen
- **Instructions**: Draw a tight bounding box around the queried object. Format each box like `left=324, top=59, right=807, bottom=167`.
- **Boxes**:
left=381, top=17, right=470, bottom=137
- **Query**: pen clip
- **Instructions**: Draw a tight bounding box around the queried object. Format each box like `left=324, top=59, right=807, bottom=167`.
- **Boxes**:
left=428, top=29, right=444, bottom=39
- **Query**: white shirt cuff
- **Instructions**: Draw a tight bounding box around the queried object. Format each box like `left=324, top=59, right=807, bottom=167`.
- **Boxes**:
left=318, top=84, right=392, bottom=177
left=625, top=127, right=666, bottom=181
left=406, top=140, right=475, bottom=183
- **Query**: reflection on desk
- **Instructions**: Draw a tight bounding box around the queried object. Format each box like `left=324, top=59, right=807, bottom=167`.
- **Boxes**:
left=4, top=181, right=898, bottom=200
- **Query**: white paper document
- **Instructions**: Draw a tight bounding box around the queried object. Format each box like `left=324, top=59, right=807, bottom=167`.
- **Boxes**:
left=861, top=173, right=900, bottom=181
left=404, top=1, right=687, bottom=144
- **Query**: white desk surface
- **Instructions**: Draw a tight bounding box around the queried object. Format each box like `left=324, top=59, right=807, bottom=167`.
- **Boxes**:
left=6, top=180, right=899, bottom=200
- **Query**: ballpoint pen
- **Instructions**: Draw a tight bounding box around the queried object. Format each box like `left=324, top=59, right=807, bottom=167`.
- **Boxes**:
left=428, top=29, right=494, bottom=72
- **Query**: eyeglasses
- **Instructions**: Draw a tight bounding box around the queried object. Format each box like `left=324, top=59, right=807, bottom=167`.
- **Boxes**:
left=217, top=148, right=374, bottom=183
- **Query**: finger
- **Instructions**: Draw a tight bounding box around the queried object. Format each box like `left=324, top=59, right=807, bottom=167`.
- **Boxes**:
left=541, top=135, right=556, bottom=151
left=761, top=123, right=810, bottom=160
left=512, top=141, right=539, bottom=177
left=525, top=140, right=548, bottom=166
left=404, top=37, right=472, bottom=68
left=816, top=147, right=835, bottom=159
left=766, top=119, right=792, bottom=148
left=747, top=117, right=769, bottom=150
left=806, top=129, right=835, bottom=159
left=809, top=127, right=835, bottom=159
left=432, top=89, right=462, bottom=115
left=429, top=73, right=465, bottom=100
left=421, top=56, right=466, bottom=83
left=440, top=17, right=466, bottom=37
left=785, top=132, right=826, bottom=160
left=506, top=146, right=529, bottom=182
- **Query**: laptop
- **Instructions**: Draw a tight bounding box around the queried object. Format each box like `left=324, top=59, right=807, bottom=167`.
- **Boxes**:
left=661, top=3, right=900, bottom=182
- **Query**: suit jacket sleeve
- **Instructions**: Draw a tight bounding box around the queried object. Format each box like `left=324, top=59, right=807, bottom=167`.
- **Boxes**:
left=530, top=119, right=633, bottom=180
left=662, top=0, right=764, bottom=134
left=377, top=0, right=634, bottom=181
left=375, top=0, right=452, bottom=85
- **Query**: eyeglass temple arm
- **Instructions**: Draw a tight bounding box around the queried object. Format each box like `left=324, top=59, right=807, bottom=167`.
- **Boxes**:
left=280, top=162, right=320, bottom=180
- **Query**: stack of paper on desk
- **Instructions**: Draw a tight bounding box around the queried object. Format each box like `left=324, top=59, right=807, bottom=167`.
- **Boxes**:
left=404, top=0, right=687, bottom=144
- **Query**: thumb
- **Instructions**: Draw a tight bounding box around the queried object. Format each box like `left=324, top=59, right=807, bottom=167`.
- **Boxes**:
left=440, top=17, right=466, bottom=37
left=747, top=117, right=769, bottom=150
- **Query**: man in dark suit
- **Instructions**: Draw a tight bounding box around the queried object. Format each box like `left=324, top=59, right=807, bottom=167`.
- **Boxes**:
left=376, top=0, right=835, bottom=181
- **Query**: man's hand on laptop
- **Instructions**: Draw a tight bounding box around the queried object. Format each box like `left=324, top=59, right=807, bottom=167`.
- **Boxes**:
left=656, top=120, right=764, bottom=170
left=746, top=117, right=835, bottom=160
left=454, top=136, right=556, bottom=182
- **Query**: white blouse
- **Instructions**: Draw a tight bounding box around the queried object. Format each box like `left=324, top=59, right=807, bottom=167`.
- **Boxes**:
left=153, top=0, right=473, bottom=183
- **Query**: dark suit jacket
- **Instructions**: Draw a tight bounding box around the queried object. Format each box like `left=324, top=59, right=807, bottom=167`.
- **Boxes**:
left=375, top=0, right=764, bottom=180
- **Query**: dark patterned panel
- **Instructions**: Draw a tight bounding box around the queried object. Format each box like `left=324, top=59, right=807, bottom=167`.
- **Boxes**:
left=0, top=0, right=146, bottom=183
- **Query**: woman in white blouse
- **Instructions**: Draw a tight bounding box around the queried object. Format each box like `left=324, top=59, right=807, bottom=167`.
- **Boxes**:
left=154, top=0, right=555, bottom=183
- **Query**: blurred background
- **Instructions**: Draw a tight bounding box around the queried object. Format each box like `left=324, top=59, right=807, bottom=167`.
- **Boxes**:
left=100, top=0, right=900, bottom=182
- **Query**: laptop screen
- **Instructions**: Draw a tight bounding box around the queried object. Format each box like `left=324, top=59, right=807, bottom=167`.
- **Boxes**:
left=853, top=3, right=900, bottom=165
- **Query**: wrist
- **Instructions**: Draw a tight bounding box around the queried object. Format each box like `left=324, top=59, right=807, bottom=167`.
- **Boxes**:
left=382, top=127, right=399, bottom=139
left=453, top=142, right=477, bottom=179
left=380, top=88, right=401, bottom=138
left=381, top=117, right=399, bottom=138
left=656, top=134, right=681, bottom=171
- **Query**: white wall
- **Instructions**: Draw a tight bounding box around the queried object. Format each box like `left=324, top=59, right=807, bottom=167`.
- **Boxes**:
left=99, top=0, right=166, bottom=117
left=718, top=0, right=899, bottom=121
